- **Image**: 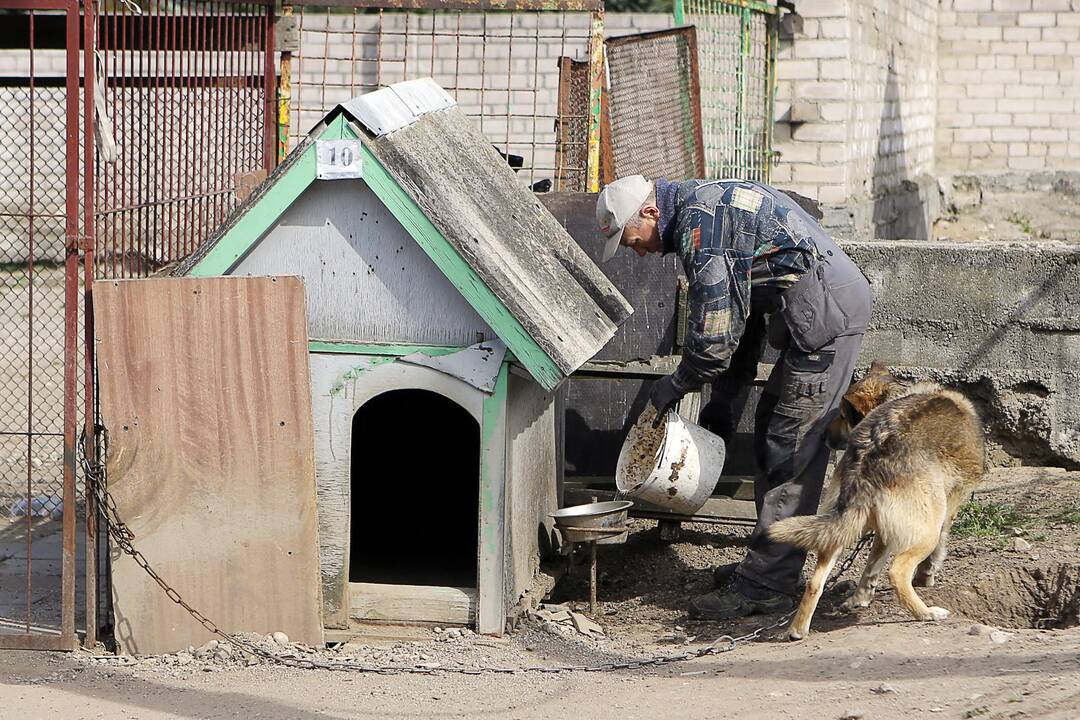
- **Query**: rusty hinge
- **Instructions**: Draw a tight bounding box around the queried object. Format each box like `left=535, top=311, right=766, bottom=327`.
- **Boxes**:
left=67, top=234, right=94, bottom=252
left=275, top=15, right=299, bottom=53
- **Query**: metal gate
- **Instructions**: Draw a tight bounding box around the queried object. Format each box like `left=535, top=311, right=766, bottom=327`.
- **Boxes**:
left=0, top=0, right=277, bottom=651
left=94, top=0, right=277, bottom=279
left=674, top=0, right=778, bottom=181
left=0, top=0, right=82, bottom=651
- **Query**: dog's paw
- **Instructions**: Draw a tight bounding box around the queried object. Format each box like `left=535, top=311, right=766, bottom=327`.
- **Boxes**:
left=840, top=595, right=871, bottom=614
left=787, top=628, right=805, bottom=641
left=928, top=606, right=950, bottom=622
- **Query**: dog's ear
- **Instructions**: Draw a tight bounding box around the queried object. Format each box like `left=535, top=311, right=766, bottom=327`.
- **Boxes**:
left=841, top=391, right=872, bottom=425
left=869, top=360, right=890, bottom=375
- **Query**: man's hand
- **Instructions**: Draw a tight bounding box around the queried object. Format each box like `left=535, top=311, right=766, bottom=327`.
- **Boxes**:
left=649, top=375, right=686, bottom=427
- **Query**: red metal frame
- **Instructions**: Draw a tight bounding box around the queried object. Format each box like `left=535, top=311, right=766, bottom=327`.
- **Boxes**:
left=0, top=0, right=80, bottom=654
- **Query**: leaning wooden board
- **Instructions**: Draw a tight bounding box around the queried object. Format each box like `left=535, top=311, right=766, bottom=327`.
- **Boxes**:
left=94, top=276, right=324, bottom=654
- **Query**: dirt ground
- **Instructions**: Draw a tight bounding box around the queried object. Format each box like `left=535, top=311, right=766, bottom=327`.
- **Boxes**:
left=0, top=467, right=1077, bottom=719
left=934, top=177, right=1080, bottom=244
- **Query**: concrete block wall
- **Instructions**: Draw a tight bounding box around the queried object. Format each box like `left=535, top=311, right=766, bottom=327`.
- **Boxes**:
left=936, top=0, right=1080, bottom=174
left=845, top=240, right=1080, bottom=468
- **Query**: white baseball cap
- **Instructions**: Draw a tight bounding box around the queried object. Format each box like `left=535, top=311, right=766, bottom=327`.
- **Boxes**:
left=596, top=175, right=653, bottom=263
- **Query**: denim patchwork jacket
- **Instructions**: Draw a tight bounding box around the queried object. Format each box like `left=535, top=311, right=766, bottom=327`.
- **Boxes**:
left=662, top=179, right=823, bottom=392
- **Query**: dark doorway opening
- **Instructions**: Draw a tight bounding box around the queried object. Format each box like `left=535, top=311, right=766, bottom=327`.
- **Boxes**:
left=349, top=389, right=479, bottom=588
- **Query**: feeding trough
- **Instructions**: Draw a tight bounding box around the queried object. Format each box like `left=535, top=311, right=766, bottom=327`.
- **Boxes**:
left=550, top=500, right=633, bottom=613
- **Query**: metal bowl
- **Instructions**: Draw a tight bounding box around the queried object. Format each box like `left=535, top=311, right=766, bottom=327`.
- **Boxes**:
left=550, top=500, right=633, bottom=545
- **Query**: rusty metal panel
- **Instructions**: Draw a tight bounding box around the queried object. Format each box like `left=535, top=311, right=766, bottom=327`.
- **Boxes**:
left=94, top=276, right=324, bottom=655
left=604, top=26, right=705, bottom=182
left=554, top=56, right=590, bottom=192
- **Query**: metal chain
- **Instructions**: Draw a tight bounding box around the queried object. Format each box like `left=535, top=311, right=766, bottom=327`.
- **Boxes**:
left=79, top=426, right=870, bottom=675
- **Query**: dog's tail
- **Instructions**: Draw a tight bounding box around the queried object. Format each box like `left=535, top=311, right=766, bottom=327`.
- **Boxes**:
left=767, top=505, right=869, bottom=553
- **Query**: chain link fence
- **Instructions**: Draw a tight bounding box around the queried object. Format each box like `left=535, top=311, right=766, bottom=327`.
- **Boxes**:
left=675, top=0, right=777, bottom=181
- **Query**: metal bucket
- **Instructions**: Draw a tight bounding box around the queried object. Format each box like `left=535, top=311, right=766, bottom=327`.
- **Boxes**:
left=615, top=409, right=726, bottom=515
left=550, top=500, right=633, bottom=545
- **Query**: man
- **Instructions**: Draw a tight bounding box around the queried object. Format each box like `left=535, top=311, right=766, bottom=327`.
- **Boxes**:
left=596, top=175, right=872, bottom=620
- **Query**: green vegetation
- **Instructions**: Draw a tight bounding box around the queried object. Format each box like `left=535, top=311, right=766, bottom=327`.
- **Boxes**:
left=951, top=500, right=1028, bottom=539
left=1049, top=506, right=1080, bottom=525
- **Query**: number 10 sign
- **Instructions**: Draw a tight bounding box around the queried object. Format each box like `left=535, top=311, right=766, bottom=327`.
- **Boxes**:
left=316, top=139, right=364, bottom=180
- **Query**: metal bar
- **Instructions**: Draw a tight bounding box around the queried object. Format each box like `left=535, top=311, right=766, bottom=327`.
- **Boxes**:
left=278, top=5, right=293, bottom=163
left=61, top=0, right=79, bottom=649
left=26, top=6, right=36, bottom=636
left=263, top=2, right=277, bottom=169
left=584, top=7, right=603, bottom=192
left=83, top=0, right=99, bottom=649
left=286, top=0, right=603, bottom=9
left=764, top=10, right=777, bottom=181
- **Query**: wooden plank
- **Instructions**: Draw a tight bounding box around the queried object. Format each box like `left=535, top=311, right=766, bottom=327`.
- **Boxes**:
left=234, top=178, right=494, bottom=347
left=94, top=276, right=324, bottom=654
left=349, top=584, right=476, bottom=626
left=563, top=486, right=758, bottom=526
left=477, top=363, right=509, bottom=635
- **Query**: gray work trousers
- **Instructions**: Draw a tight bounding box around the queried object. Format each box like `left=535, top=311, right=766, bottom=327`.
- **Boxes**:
left=701, top=237, right=871, bottom=595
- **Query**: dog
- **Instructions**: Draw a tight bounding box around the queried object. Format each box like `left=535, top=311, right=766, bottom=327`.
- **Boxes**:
left=768, top=362, right=986, bottom=640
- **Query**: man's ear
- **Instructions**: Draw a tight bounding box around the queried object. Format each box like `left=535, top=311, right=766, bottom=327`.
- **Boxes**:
left=640, top=204, right=661, bottom=221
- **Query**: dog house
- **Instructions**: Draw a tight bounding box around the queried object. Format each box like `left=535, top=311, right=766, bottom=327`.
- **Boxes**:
left=173, top=80, right=632, bottom=634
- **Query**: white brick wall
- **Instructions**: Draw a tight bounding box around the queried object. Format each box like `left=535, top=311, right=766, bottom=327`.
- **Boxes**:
left=772, top=0, right=938, bottom=205
left=937, top=0, right=1080, bottom=173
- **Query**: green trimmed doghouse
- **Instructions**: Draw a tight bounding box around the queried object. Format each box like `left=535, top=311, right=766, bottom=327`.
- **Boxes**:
left=175, top=79, right=632, bottom=635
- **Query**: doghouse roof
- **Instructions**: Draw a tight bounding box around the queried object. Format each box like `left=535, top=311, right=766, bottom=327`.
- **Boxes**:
left=175, top=79, right=632, bottom=390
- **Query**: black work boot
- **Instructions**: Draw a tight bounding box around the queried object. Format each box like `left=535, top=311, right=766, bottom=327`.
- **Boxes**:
left=712, top=562, right=739, bottom=589
left=689, top=577, right=794, bottom=620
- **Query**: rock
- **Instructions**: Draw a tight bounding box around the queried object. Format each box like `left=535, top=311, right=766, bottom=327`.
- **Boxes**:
left=989, top=630, right=1013, bottom=645
left=871, top=683, right=898, bottom=694
left=445, top=629, right=462, bottom=640
left=271, top=631, right=289, bottom=646
left=569, top=611, right=605, bottom=638
left=968, top=624, right=996, bottom=637
left=213, top=649, right=231, bottom=663
left=433, top=627, right=443, bottom=634
left=1008, top=537, right=1032, bottom=552
left=839, top=712, right=864, bottom=720
left=196, top=640, right=219, bottom=655
left=174, top=652, right=193, bottom=666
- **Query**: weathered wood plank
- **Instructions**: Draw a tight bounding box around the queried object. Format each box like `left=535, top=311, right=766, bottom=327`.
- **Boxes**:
left=94, top=276, right=324, bottom=654
left=349, top=584, right=476, bottom=626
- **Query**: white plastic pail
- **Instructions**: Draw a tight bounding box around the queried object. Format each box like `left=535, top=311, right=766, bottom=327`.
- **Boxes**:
left=615, top=409, right=726, bottom=515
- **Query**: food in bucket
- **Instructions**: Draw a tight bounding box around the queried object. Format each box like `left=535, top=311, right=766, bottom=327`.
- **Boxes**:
left=620, top=406, right=667, bottom=493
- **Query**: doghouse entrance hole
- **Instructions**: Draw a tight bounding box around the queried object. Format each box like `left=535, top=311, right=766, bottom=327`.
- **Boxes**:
left=929, top=562, right=1079, bottom=629
left=349, top=389, right=479, bottom=588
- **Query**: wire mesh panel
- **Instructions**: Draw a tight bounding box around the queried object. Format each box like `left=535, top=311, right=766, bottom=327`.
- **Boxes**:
left=287, top=1, right=602, bottom=190
left=0, top=1, right=79, bottom=651
left=94, top=1, right=276, bottom=279
left=674, top=0, right=777, bottom=181
left=604, top=27, right=704, bottom=182
left=554, top=56, right=590, bottom=192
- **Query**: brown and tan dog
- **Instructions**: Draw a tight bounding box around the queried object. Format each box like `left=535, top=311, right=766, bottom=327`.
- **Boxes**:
left=768, top=363, right=986, bottom=640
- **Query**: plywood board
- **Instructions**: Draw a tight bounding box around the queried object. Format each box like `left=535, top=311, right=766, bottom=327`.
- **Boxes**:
left=94, top=276, right=324, bottom=654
